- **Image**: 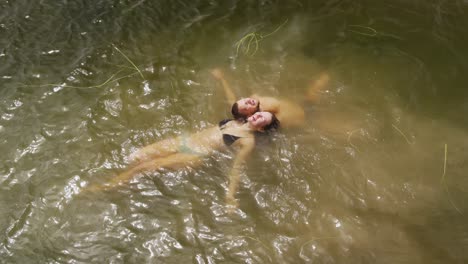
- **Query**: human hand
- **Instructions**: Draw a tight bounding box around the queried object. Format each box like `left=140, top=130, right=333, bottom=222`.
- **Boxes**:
left=210, top=68, right=224, bottom=80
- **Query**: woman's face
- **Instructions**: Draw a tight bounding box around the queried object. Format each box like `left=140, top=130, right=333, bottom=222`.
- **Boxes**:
left=247, top=111, right=273, bottom=129
left=236, top=98, right=259, bottom=116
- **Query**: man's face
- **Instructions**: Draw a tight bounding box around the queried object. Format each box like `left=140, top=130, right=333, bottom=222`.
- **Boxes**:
left=236, top=98, right=259, bottom=116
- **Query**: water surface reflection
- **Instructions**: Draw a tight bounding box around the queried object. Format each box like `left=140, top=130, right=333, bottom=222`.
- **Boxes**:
left=1, top=1, right=468, bottom=263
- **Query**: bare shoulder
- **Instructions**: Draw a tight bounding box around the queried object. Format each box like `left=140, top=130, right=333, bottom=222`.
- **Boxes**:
left=251, top=94, right=278, bottom=102
left=251, top=94, right=281, bottom=112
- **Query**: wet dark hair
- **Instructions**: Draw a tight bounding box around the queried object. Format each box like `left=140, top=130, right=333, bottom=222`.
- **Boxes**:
left=231, top=101, right=261, bottom=120
left=231, top=103, right=242, bottom=119
left=254, top=113, right=280, bottom=146
left=263, top=113, right=280, bottom=131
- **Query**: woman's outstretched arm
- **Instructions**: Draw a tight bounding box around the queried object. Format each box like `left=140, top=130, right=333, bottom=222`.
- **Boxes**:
left=225, top=138, right=255, bottom=209
left=211, top=68, right=237, bottom=106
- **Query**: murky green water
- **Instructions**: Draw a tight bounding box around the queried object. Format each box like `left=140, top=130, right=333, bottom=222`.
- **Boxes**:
left=1, top=0, right=468, bottom=263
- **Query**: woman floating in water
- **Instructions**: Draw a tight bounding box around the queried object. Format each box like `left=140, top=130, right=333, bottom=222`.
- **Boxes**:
left=87, top=111, right=279, bottom=208
left=210, top=68, right=329, bottom=127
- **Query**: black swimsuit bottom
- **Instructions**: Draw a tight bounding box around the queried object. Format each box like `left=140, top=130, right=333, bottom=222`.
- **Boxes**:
left=218, top=119, right=241, bottom=146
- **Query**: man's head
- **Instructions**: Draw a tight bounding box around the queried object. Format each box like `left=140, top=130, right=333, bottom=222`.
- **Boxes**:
left=231, top=98, right=260, bottom=119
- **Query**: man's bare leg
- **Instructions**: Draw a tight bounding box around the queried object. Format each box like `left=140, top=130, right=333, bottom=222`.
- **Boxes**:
left=306, top=72, right=330, bottom=103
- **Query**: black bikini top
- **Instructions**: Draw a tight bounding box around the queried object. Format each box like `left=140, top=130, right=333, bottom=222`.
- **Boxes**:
left=218, top=119, right=241, bottom=146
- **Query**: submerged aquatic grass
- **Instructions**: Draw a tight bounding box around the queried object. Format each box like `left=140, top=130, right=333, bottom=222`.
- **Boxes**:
left=347, top=24, right=404, bottom=40
left=347, top=128, right=361, bottom=151
left=18, top=44, right=145, bottom=90
left=235, top=19, right=288, bottom=57
left=18, top=70, right=139, bottom=90
left=440, top=144, right=462, bottom=214
left=347, top=25, right=378, bottom=37
left=391, top=124, right=413, bottom=145
left=112, top=44, right=145, bottom=80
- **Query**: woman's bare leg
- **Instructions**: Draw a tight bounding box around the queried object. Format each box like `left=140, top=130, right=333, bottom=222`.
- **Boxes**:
left=87, top=153, right=203, bottom=192
left=129, top=137, right=181, bottom=163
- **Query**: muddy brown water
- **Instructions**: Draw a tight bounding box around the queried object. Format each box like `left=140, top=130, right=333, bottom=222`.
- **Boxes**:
left=1, top=1, right=468, bottom=263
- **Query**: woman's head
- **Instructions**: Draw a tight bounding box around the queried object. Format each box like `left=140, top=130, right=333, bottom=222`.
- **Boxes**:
left=247, top=111, right=280, bottom=131
left=231, top=98, right=260, bottom=119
